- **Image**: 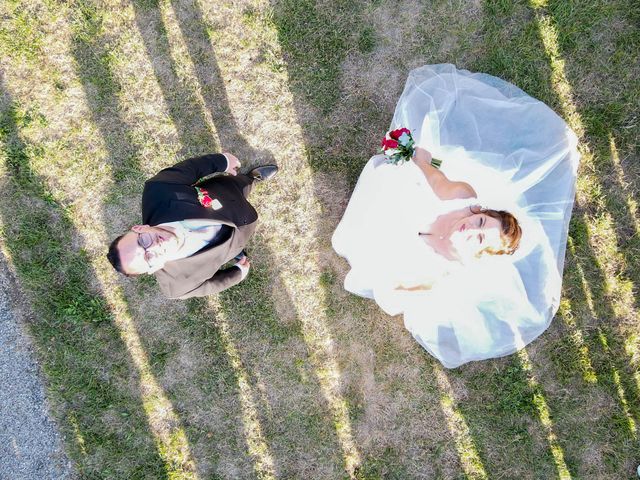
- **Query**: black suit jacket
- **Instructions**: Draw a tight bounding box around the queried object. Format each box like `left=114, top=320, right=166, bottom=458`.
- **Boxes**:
left=142, top=153, right=257, bottom=299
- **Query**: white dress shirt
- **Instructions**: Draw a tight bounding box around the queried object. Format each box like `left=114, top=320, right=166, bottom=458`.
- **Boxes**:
left=158, top=219, right=248, bottom=278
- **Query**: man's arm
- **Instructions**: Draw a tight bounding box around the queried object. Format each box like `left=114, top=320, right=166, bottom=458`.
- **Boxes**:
left=412, top=147, right=476, bottom=200
left=146, top=153, right=239, bottom=185
left=168, top=257, right=250, bottom=299
left=170, top=266, right=244, bottom=299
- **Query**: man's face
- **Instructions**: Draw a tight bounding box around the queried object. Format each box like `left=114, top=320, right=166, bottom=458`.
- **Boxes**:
left=116, top=225, right=180, bottom=275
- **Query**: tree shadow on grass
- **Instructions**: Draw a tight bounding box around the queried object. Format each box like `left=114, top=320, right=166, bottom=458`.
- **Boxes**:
left=561, top=224, right=640, bottom=469
left=169, top=0, right=367, bottom=471
left=0, top=73, right=169, bottom=479
left=132, top=0, right=218, bottom=157
left=67, top=0, right=274, bottom=476
left=129, top=0, right=217, bottom=158
left=448, top=1, right=640, bottom=477
left=266, top=0, right=477, bottom=477
left=128, top=0, right=358, bottom=476
left=267, top=0, right=390, bottom=186
left=541, top=0, right=640, bottom=452
left=185, top=237, right=353, bottom=478
left=166, top=0, right=276, bottom=166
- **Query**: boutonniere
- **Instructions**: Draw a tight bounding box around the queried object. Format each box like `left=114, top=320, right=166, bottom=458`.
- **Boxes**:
left=195, top=186, right=222, bottom=210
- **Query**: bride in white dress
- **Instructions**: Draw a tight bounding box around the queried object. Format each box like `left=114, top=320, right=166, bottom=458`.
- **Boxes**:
left=332, top=64, right=580, bottom=368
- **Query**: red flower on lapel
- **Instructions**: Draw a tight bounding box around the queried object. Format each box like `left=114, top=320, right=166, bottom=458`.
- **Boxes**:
left=195, top=186, right=216, bottom=209
left=201, top=195, right=212, bottom=207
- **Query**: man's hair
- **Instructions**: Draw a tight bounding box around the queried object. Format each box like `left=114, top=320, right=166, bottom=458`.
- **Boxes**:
left=107, top=234, right=137, bottom=277
left=471, top=207, right=522, bottom=256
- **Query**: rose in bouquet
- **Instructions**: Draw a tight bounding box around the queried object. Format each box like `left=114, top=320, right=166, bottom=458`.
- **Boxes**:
left=380, top=127, right=415, bottom=165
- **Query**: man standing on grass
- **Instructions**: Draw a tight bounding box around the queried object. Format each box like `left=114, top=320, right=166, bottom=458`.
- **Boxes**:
left=107, top=153, right=277, bottom=299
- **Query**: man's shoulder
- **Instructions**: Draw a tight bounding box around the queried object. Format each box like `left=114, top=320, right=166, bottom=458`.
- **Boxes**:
left=143, top=178, right=190, bottom=194
left=141, top=181, right=194, bottom=223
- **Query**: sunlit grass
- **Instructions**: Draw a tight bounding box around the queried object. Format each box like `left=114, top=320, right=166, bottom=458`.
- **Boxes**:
left=557, top=292, right=597, bottom=384
left=530, top=3, right=585, bottom=137
left=68, top=413, right=88, bottom=457
left=597, top=331, right=637, bottom=438
left=586, top=212, right=637, bottom=317
left=568, top=224, right=638, bottom=439
left=230, top=4, right=364, bottom=475
left=517, top=350, right=572, bottom=480
left=529, top=0, right=601, bottom=210
left=94, top=273, right=198, bottom=478
left=608, top=134, right=640, bottom=236
left=153, top=0, right=221, bottom=147
left=206, top=299, right=276, bottom=479
left=263, top=145, right=363, bottom=477
left=434, top=366, right=488, bottom=480
left=624, top=334, right=640, bottom=396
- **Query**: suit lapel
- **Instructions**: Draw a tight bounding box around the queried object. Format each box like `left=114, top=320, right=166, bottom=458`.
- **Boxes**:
left=155, top=236, right=234, bottom=295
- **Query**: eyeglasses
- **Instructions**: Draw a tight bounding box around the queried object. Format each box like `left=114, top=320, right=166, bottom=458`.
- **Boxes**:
left=137, top=232, right=156, bottom=268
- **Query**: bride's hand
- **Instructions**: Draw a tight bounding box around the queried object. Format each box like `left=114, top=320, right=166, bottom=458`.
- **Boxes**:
left=412, top=147, right=432, bottom=166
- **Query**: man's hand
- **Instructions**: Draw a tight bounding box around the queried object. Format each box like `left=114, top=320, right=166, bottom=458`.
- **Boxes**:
left=223, top=152, right=241, bottom=176
left=412, top=146, right=432, bottom=166
left=234, top=255, right=250, bottom=280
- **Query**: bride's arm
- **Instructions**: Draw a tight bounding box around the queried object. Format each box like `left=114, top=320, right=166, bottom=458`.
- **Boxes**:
left=413, top=147, right=477, bottom=200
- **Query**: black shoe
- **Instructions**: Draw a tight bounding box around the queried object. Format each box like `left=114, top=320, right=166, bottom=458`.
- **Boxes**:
left=249, top=164, right=278, bottom=181
left=233, top=249, right=247, bottom=262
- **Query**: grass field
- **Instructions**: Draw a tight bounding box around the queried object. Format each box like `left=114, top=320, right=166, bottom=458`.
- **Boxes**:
left=1, top=0, right=639, bottom=478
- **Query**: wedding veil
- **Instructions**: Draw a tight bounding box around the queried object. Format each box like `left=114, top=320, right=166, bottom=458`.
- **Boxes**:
left=389, top=64, right=579, bottom=367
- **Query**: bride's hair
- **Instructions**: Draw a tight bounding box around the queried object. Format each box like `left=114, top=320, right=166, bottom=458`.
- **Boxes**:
left=471, top=206, right=522, bottom=256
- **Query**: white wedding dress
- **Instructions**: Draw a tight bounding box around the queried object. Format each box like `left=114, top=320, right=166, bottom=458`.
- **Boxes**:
left=332, top=64, right=580, bottom=368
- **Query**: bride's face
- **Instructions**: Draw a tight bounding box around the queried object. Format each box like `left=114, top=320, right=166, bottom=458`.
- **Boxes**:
left=449, top=213, right=502, bottom=258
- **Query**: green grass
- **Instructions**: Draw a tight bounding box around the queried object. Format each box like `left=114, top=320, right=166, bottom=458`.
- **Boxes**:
left=0, top=0, right=639, bottom=478
left=270, top=0, right=363, bottom=111
left=0, top=78, right=169, bottom=478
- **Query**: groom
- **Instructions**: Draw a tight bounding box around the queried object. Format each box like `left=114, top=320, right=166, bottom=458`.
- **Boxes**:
left=107, top=152, right=277, bottom=299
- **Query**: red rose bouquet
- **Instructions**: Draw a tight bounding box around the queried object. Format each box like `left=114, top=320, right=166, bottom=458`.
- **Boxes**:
left=380, top=127, right=442, bottom=168
left=380, top=127, right=415, bottom=165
